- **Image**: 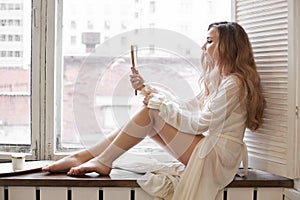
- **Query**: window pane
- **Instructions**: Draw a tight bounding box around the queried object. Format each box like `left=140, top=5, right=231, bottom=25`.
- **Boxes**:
left=56, top=0, right=231, bottom=153
left=0, top=0, right=31, bottom=150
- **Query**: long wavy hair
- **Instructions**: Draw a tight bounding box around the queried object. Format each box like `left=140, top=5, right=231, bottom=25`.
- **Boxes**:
left=200, top=21, right=265, bottom=131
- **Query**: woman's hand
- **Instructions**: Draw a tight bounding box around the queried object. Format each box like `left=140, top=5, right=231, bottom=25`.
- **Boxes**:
left=143, top=92, right=154, bottom=106
left=130, top=67, right=145, bottom=91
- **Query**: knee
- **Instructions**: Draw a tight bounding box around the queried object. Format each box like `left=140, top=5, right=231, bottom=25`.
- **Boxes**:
left=138, top=106, right=151, bottom=117
left=139, top=106, right=160, bottom=117
left=136, top=107, right=162, bottom=128
left=148, top=109, right=165, bottom=132
left=130, top=106, right=153, bottom=126
left=140, top=106, right=150, bottom=112
left=147, top=107, right=160, bottom=117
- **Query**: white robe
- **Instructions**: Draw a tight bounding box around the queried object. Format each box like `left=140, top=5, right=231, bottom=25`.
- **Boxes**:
left=137, top=75, right=248, bottom=200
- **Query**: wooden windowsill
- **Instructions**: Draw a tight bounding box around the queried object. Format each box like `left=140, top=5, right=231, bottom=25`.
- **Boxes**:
left=0, top=168, right=294, bottom=188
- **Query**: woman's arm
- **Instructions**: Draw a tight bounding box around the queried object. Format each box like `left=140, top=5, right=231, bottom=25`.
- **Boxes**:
left=144, top=77, right=244, bottom=135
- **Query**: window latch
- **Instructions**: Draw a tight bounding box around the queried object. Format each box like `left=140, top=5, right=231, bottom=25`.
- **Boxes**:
left=33, top=7, right=39, bottom=28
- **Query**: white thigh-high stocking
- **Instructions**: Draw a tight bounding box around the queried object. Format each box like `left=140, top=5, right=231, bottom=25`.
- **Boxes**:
left=94, top=110, right=154, bottom=167
left=85, top=128, right=120, bottom=158
left=93, top=108, right=194, bottom=168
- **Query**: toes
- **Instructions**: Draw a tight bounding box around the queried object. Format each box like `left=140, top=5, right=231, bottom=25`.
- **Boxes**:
left=67, top=166, right=85, bottom=176
left=42, top=163, right=65, bottom=172
left=41, top=166, right=49, bottom=171
left=67, top=167, right=78, bottom=176
left=42, top=164, right=56, bottom=172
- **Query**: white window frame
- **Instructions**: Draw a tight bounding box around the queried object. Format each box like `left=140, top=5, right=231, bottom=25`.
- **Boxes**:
left=43, top=0, right=56, bottom=160
left=295, top=0, right=300, bottom=178
left=30, top=0, right=43, bottom=161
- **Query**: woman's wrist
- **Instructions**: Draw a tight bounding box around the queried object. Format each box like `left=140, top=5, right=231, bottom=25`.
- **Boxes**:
left=137, top=84, right=145, bottom=91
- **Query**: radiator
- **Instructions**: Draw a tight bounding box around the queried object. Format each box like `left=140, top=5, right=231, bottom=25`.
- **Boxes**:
left=0, top=186, right=285, bottom=200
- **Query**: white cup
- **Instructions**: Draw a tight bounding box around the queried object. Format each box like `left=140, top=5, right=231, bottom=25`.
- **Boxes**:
left=11, top=153, right=26, bottom=171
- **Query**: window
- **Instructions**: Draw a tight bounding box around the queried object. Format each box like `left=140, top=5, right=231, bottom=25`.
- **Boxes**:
left=87, top=20, right=93, bottom=30
left=8, top=20, right=14, bottom=26
left=7, top=4, right=13, bottom=10
left=7, top=51, right=13, bottom=57
left=0, top=4, right=6, bottom=10
left=70, top=20, right=76, bottom=29
left=104, top=20, right=111, bottom=29
left=1, top=51, right=6, bottom=57
left=1, top=20, right=7, bottom=26
left=149, top=1, right=155, bottom=13
left=52, top=0, right=232, bottom=158
left=70, top=36, right=76, bottom=45
left=14, top=51, right=21, bottom=57
left=15, top=19, right=21, bottom=26
left=0, top=0, right=35, bottom=159
left=15, top=3, right=21, bottom=10
left=15, top=35, right=21, bottom=41
left=0, top=0, right=39, bottom=159
left=0, top=35, right=6, bottom=41
left=8, top=35, right=13, bottom=41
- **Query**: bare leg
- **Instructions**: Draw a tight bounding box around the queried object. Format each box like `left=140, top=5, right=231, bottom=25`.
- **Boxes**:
left=42, top=128, right=120, bottom=172
left=67, top=107, right=204, bottom=175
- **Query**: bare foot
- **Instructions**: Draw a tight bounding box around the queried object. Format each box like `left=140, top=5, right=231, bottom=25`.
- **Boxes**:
left=42, top=154, right=89, bottom=173
left=67, top=158, right=112, bottom=176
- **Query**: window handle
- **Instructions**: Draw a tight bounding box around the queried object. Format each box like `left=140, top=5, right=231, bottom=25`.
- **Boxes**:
left=33, top=7, right=39, bottom=28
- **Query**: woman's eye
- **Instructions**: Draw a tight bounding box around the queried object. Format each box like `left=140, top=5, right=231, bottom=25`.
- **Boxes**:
left=207, top=40, right=213, bottom=44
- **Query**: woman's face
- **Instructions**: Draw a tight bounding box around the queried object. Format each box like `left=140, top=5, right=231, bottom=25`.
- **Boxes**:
left=201, top=27, right=219, bottom=61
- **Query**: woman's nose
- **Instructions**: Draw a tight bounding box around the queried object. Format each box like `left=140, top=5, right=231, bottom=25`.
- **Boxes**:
left=201, top=43, right=206, bottom=51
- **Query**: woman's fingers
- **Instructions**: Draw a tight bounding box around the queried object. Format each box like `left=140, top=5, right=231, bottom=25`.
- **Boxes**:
left=143, top=93, right=153, bottom=105
left=131, top=67, right=138, bottom=74
left=130, top=75, right=141, bottom=89
left=129, top=71, right=144, bottom=90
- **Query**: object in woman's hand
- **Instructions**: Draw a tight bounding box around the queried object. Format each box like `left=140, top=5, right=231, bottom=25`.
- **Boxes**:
left=130, top=45, right=138, bottom=95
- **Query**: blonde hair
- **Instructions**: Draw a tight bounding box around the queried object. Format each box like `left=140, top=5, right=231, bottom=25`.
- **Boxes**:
left=200, top=21, right=265, bottom=131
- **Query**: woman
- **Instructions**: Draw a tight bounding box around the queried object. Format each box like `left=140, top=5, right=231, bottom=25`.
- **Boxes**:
left=42, top=21, right=265, bottom=199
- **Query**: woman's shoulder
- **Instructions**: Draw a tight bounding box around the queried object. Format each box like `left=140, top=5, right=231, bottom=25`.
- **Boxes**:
left=221, top=74, right=243, bottom=88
